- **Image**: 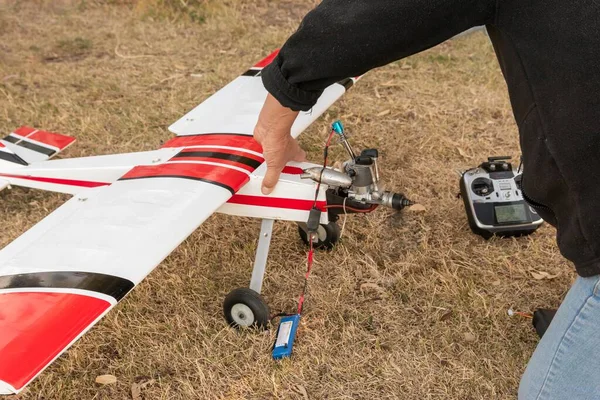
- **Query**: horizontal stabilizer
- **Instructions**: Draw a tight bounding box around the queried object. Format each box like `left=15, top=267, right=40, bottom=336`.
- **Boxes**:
left=0, top=144, right=27, bottom=168
left=1, top=127, right=75, bottom=165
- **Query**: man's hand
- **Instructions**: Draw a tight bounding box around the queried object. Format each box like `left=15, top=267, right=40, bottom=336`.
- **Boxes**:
left=254, top=94, right=305, bottom=195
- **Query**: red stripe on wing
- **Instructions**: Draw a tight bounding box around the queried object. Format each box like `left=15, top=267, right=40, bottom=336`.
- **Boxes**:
left=120, top=163, right=250, bottom=193
left=228, top=194, right=326, bottom=211
left=162, top=134, right=263, bottom=153
left=27, top=129, right=75, bottom=150
left=0, top=292, right=110, bottom=391
left=254, top=49, right=280, bottom=68
left=0, top=173, right=109, bottom=188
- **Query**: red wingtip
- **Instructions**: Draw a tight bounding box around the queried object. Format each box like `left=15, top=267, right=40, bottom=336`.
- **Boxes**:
left=13, top=126, right=76, bottom=151
left=254, top=49, right=280, bottom=68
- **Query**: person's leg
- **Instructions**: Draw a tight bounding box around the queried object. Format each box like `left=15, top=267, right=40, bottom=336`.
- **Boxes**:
left=519, top=274, right=600, bottom=400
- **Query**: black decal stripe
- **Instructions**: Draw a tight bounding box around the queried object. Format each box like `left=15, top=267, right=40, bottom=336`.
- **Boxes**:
left=119, top=175, right=235, bottom=195
left=242, top=69, right=261, bottom=77
left=338, top=78, right=354, bottom=90
left=3, top=135, right=19, bottom=144
left=0, top=150, right=28, bottom=165
left=175, top=151, right=262, bottom=169
left=0, top=271, right=134, bottom=301
left=171, top=133, right=255, bottom=139
left=15, top=139, right=56, bottom=157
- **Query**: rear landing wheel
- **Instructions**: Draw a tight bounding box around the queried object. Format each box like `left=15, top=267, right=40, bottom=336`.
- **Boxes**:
left=298, top=221, right=340, bottom=250
left=223, top=287, right=270, bottom=330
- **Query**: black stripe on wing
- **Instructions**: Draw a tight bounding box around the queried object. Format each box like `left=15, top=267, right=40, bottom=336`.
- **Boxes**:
left=0, top=271, right=135, bottom=301
left=4, top=135, right=56, bottom=157
left=174, top=150, right=262, bottom=169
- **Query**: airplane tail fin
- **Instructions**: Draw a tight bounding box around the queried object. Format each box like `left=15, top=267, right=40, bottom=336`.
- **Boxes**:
left=0, top=127, right=76, bottom=192
left=1, top=126, right=75, bottom=166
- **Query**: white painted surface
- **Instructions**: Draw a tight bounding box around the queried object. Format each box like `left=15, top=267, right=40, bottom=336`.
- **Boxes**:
left=0, top=178, right=231, bottom=284
left=0, top=381, right=16, bottom=395
left=169, top=77, right=347, bottom=138
left=0, top=149, right=179, bottom=194
left=1, top=141, right=48, bottom=164
left=217, top=161, right=329, bottom=224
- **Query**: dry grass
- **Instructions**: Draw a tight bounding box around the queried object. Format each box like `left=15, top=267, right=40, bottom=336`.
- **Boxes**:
left=0, top=1, right=575, bottom=399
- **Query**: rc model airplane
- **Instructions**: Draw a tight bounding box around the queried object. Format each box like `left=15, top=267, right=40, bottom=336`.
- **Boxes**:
left=0, top=51, right=411, bottom=395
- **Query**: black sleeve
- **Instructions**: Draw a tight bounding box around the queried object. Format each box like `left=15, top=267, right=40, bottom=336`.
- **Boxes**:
left=262, top=0, right=497, bottom=111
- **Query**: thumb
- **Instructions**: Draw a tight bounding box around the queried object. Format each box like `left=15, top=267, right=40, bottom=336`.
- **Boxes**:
left=262, top=165, right=282, bottom=195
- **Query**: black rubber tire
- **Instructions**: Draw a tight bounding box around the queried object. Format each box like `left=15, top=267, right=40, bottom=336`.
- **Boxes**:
left=223, top=288, right=270, bottom=330
left=298, top=221, right=341, bottom=250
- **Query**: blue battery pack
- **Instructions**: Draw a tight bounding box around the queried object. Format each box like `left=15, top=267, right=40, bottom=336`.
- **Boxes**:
left=272, top=314, right=301, bottom=360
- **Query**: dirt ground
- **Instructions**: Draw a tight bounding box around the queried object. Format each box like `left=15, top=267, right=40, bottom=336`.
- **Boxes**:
left=0, top=1, right=576, bottom=399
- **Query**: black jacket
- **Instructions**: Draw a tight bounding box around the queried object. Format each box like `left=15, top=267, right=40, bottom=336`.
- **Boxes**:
left=262, top=0, right=600, bottom=277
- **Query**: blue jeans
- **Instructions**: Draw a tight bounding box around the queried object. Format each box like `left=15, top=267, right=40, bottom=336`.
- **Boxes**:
left=519, top=275, right=600, bottom=400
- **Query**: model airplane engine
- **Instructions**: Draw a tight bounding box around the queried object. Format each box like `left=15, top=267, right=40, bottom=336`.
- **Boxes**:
left=300, top=121, right=413, bottom=213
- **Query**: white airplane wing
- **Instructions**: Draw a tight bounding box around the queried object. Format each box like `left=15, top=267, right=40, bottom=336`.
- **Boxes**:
left=168, top=49, right=357, bottom=139
left=0, top=51, right=356, bottom=395
left=0, top=176, right=233, bottom=395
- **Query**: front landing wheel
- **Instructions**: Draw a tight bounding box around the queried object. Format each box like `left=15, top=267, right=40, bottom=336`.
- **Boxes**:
left=223, top=288, right=270, bottom=330
left=298, top=221, right=341, bottom=250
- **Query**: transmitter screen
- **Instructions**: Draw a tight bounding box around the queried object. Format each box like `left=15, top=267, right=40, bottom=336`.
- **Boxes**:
left=495, top=204, right=528, bottom=224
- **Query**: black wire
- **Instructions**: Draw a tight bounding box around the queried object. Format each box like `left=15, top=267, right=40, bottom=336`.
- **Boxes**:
left=270, top=312, right=294, bottom=324
left=313, top=131, right=334, bottom=205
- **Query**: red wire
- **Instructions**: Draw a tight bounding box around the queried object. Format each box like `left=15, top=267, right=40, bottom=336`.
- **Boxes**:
left=324, top=204, right=378, bottom=213
left=299, top=129, right=335, bottom=315
left=297, top=240, right=314, bottom=314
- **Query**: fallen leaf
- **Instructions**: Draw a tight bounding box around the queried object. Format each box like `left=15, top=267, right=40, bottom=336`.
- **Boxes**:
left=530, top=270, right=560, bottom=280
left=131, top=383, right=141, bottom=400
left=530, top=271, right=546, bottom=280
left=140, top=379, right=155, bottom=389
left=408, top=204, right=427, bottom=212
left=440, top=309, right=453, bottom=321
left=95, top=374, right=117, bottom=385
left=294, top=384, right=309, bottom=400
left=132, top=378, right=156, bottom=400
left=464, top=332, right=476, bottom=342
left=457, top=147, right=470, bottom=158
left=360, top=282, right=384, bottom=293
left=389, top=361, right=403, bottom=375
